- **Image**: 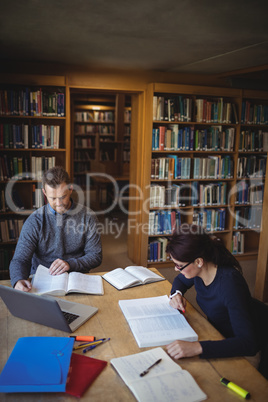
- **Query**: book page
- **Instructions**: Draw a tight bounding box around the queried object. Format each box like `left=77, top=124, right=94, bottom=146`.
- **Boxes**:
left=127, top=314, right=198, bottom=347
left=67, top=272, right=104, bottom=295
left=30, top=264, right=68, bottom=296
left=125, top=266, right=164, bottom=283
left=130, top=370, right=207, bottom=402
left=111, top=347, right=180, bottom=383
left=119, top=295, right=178, bottom=320
left=102, top=268, right=141, bottom=290
left=111, top=348, right=206, bottom=402
left=119, top=295, right=198, bottom=347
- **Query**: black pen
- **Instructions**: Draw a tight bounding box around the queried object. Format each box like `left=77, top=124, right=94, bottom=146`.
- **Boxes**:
left=139, top=358, right=162, bottom=377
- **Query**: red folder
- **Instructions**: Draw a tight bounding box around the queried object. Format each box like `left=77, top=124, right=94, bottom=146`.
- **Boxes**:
left=66, top=353, right=107, bottom=398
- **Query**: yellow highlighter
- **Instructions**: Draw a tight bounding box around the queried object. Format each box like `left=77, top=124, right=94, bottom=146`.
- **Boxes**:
left=220, top=377, right=251, bottom=399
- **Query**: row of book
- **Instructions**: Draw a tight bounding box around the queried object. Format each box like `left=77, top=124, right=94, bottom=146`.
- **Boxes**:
left=75, top=123, right=115, bottom=134
left=74, top=150, right=94, bottom=161
left=148, top=238, right=169, bottom=262
left=0, top=187, right=26, bottom=212
left=235, top=182, right=264, bottom=205
left=0, top=88, right=65, bottom=117
left=0, top=219, right=24, bottom=242
left=32, top=186, right=46, bottom=209
left=152, top=125, right=235, bottom=152
left=239, top=129, right=268, bottom=151
left=193, top=156, right=233, bottom=179
left=151, top=155, right=233, bottom=180
left=233, top=207, right=262, bottom=229
left=231, top=232, right=245, bottom=255
left=0, top=123, right=61, bottom=149
left=191, top=181, right=228, bottom=206
left=75, top=111, right=114, bottom=123
left=74, top=162, right=90, bottom=174
left=153, top=95, right=238, bottom=124
left=147, top=228, right=250, bottom=261
left=74, top=137, right=95, bottom=148
left=149, top=210, right=182, bottom=235
left=0, top=155, right=55, bottom=181
left=237, top=156, right=266, bottom=178
left=150, top=182, right=227, bottom=208
left=0, top=248, right=14, bottom=272
left=195, top=98, right=238, bottom=124
left=1, top=185, right=46, bottom=212
left=1, top=156, right=30, bottom=181
left=241, top=101, right=268, bottom=125
left=192, top=208, right=226, bottom=232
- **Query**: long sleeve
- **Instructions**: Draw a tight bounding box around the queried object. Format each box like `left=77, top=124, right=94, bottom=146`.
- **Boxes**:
left=171, top=273, right=194, bottom=295
left=9, top=213, right=40, bottom=287
left=197, top=269, right=258, bottom=359
left=9, top=203, right=102, bottom=287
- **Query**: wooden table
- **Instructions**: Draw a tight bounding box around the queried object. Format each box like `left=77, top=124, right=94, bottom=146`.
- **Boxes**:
left=0, top=269, right=267, bottom=401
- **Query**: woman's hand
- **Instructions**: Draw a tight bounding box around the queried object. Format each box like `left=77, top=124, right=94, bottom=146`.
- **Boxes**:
left=166, top=340, right=203, bottom=359
left=169, top=293, right=187, bottom=313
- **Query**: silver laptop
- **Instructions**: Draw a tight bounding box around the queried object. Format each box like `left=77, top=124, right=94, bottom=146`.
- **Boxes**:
left=0, top=285, right=98, bottom=333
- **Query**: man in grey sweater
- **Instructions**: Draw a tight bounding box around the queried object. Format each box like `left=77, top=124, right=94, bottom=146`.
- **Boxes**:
left=9, top=166, right=102, bottom=291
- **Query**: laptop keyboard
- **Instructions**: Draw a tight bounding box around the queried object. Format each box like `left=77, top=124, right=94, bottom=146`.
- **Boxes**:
left=62, top=311, right=79, bottom=324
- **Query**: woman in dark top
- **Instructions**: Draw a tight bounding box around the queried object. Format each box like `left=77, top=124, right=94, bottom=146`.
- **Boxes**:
left=165, top=224, right=259, bottom=361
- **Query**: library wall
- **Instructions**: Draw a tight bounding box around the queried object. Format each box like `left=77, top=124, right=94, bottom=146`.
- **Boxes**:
left=0, top=63, right=267, bottom=301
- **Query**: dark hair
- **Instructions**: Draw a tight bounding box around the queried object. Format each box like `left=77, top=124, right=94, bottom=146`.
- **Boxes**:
left=42, top=166, right=71, bottom=189
left=166, top=224, right=242, bottom=273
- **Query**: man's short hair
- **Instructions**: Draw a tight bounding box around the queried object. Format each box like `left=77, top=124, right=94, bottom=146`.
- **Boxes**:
left=42, top=166, right=71, bottom=189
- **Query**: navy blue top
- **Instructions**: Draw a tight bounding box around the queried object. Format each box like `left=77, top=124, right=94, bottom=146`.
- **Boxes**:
left=171, top=266, right=259, bottom=358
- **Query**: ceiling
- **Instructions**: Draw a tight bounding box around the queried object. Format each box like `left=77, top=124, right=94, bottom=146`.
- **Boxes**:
left=1, top=0, right=268, bottom=83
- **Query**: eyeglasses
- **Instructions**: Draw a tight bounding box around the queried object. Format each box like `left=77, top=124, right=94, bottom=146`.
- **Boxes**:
left=174, top=261, right=192, bottom=272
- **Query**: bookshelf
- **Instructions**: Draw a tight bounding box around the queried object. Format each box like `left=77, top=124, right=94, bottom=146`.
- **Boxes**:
left=0, top=75, right=67, bottom=279
left=71, top=92, right=131, bottom=207
left=136, top=83, right=268, bottom=268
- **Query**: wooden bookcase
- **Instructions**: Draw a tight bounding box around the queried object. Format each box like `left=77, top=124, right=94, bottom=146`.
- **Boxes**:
left=136, top=83, right=268, bottom=268
left=71, top=92, right=131, bottom=207
left=0, top=74, right=68, bottom=279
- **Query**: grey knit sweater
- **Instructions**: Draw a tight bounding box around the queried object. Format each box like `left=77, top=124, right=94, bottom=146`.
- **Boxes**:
left=9, top=201, right=102, bottom=287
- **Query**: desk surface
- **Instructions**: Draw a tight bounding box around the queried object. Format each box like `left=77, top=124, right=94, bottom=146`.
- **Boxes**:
left=0, top=269, right=267, bottom=401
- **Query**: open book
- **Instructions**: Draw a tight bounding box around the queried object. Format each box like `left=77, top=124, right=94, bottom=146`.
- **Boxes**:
left=30, top=264, right=104, bottom=296
left=119, top=295, right=198, bottom=347
left=111, top=347, right=207, bottom=402
left=102, top=266, right=165, bottom=290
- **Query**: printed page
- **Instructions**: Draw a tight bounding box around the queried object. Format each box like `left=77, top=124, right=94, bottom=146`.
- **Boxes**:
left=30, top=264, right=68, bottom=296
left=102, top=268, right=140, bottom=290
left=125, top=266, right=164, bottom=283
left=119, top=295, right=178, bottom=320
left=111, top=348, right=206, bottom=402
left=67, top=272, right=104, bottom=295
left=127, top=314, right=198, bottom=347
left=119, top=295, right=198, bottom=347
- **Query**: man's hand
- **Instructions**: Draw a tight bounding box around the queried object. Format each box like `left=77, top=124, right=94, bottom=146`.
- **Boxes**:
left=166, top=340, right=203, bottom=359
left=14, top=279, right=32, bottom=292
left=49, top=259, right=70, bottom=275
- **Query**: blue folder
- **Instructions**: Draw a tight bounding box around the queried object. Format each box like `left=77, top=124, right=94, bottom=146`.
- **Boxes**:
left=0, top=337, right=74, bottom=393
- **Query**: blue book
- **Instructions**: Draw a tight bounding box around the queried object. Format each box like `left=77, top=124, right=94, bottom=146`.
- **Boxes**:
left=152, top=128, right=156, bottom=150
left=0, top=337, right=74, bottom=393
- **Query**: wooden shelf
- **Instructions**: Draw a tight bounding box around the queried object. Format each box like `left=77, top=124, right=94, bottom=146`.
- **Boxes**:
left=0, top=75, right=68, bottom=275
left=128, top=83, right=268, bottom=269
